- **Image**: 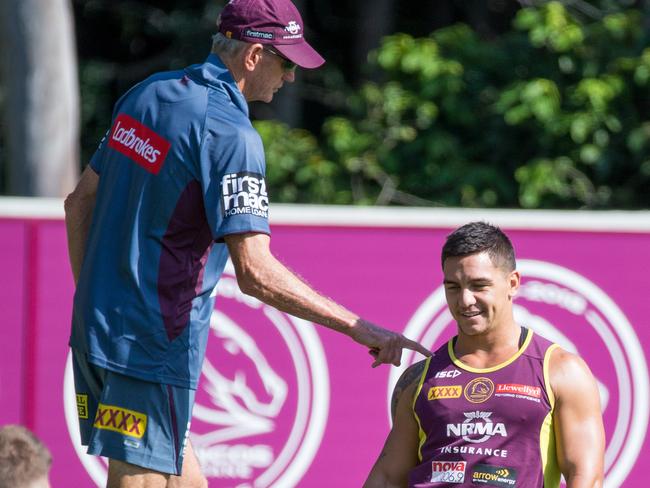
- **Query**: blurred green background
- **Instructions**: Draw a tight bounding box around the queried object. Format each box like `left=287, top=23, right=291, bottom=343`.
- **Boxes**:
left=1, top=0, right=649, bottom=208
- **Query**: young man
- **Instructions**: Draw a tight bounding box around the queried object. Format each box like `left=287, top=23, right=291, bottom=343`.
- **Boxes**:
left=364, top=222, right=605, bottom=488
left=64, top=0, right=430, bottom=486
left=0, top=425, right=52, bottom=488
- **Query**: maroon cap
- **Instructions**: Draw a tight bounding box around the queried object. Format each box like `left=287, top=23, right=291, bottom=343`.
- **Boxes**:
left=217, top=0, right=325, bottom=69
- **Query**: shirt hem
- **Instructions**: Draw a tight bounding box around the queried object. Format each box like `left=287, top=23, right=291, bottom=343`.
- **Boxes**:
left=85, top=352, right=199, bottom=390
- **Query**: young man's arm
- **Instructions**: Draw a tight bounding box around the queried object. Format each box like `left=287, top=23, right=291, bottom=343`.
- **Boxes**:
left=363, top=361, right=425, bottom=487
left=225, top=233, right=431, bottom=366
left=64, top=166, right=99, bottom=285
left=550, top=348, right=605, bottom=488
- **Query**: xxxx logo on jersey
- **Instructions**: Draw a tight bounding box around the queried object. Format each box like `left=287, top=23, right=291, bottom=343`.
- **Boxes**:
left=428, top=385, right=462, bottom=400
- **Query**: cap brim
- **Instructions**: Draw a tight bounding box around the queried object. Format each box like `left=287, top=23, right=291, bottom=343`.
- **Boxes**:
left=274, top=41, right=325, bottom=69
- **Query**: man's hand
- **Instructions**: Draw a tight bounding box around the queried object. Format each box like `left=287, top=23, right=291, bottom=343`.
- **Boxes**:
left=351, top=319, right=431, bottom=367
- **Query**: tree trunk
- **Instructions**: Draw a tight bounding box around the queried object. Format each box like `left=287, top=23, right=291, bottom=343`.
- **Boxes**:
left=0, top=0, right=79, bottom=196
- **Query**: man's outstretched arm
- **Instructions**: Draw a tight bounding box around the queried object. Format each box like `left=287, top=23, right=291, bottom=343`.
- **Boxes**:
left=225, top=232, right=431, bottom=366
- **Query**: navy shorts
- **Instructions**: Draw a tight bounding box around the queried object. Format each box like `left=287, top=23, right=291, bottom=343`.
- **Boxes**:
left=71, top=349, right=195, bottom=475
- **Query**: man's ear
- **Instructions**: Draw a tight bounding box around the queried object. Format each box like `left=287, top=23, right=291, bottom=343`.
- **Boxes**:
left=243, top=43, right=263, bottom=72
left=508, top=269, right=521, bottom=300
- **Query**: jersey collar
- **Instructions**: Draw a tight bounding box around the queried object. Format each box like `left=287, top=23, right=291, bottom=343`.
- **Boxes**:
left=184, top=54, right=249, bottom=117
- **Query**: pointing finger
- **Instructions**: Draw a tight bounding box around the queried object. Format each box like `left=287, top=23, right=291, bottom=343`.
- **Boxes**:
left=401, top=337, right=431, bottom=357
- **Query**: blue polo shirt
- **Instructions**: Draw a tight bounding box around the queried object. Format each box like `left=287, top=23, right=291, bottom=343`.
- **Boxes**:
left=69, top=54, right=270, bottom=389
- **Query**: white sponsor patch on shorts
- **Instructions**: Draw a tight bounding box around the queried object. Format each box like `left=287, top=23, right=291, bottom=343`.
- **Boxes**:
left=123, top=438, right=141, bottom=449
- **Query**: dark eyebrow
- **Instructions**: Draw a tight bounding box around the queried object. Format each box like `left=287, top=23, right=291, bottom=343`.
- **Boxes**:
left=443, top=278, right=493, bottom=285
left=471, top=278, right=493, bottom=283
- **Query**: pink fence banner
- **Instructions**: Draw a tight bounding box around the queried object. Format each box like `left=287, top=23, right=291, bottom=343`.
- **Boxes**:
left=0, top=200, right=648, bottom=487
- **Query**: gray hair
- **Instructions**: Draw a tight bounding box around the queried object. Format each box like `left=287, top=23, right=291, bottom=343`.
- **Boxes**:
left=211, top=33, right=249, bottom=60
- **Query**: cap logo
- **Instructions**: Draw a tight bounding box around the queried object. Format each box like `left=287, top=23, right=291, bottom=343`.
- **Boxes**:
left=245, top=29, right=274, bottom=40
left=285, top=21, right=301, bottom=35
left=282, top=20, right=302, bottom=39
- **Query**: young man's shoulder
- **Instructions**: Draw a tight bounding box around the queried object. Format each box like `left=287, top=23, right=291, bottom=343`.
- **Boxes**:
left=390, top=359, right=429, bottom=419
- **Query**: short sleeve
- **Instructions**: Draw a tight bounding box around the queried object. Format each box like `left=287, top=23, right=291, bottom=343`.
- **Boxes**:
left=90, top=84, right=142, bottom=175
left=89, top=129, right=110, bottom=174
left=199, top=120, right=271, bottom=241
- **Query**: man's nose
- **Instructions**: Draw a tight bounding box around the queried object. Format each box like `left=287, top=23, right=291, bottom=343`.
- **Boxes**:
left=459, top=288, right=476, bottom=306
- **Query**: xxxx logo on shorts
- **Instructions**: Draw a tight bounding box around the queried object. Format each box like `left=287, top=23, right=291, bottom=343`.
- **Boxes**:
left=93, top=403, right=147, bottom=439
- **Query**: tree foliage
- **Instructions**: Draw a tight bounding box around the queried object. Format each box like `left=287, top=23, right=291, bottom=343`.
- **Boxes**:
left=259, top=2, right=650, bottom=208
left=20, top=1, right=647, bottom=208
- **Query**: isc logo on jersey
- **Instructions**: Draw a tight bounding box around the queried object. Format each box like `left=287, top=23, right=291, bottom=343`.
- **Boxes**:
left=389, top=259, right=649, bottom=487
left=108, top=113, right=170, bottom=174
left=435, top=370, right=461, bottom=379
left=63, top=260, right=328, bottom=488
left=221, top=172, right=269, bottom=219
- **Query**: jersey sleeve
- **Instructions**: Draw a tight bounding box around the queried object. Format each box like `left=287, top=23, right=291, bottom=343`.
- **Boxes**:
left=90, top=84, right=143, bottom=175
left=89, top=129, right=111, bottom=174
left=199, top=121, right=271, bottom=241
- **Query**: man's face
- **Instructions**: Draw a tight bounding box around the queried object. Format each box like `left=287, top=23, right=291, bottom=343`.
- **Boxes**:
left=443, top=251, right=520, bottom=337
left=246, top=48, right=296, bottom=102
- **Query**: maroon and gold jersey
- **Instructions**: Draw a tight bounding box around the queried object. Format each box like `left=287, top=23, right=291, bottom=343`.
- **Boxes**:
left=409, top=329, right=561, bottom=487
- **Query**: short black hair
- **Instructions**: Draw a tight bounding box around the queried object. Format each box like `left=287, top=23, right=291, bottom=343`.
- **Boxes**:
left=441, top=221, right=516, bottom=272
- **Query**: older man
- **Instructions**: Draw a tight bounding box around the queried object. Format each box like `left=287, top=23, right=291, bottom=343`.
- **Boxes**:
left=64, top=0, right=429, bottom=487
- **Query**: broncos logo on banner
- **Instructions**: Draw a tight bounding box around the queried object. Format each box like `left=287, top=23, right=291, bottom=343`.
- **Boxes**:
left=191, top=311, right=288, bottom=447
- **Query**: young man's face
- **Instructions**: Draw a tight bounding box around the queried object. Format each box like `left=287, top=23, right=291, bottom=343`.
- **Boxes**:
left=442, top=251, right=520, bottom=337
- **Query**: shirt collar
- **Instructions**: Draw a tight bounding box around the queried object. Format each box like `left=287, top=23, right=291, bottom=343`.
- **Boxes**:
left=184, top=54, right=249, bottom=117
